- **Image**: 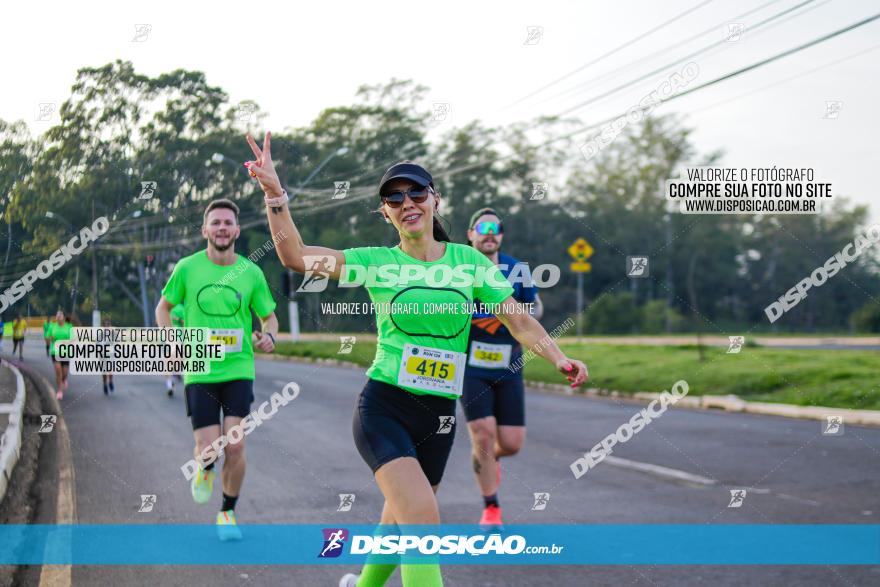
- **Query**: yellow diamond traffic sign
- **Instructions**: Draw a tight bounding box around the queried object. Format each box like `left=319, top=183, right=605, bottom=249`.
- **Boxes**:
left=567, top=238, right=594, bottom=262
left=570, top=262, right=592, bottom=273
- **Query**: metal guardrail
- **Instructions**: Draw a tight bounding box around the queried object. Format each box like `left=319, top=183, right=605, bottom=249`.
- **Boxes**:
left=0, top=362, right=26, bottom=504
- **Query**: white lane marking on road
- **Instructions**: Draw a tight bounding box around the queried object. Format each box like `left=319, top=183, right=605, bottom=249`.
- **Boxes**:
left=36, top=372, right=75, bottom=587
left=739, top=487, right=771, bottom=494
left=603, top=455, right=717, bottom=486
left=775, top=492, right=821, bottom=506
left=602, top=458, right=822, bottom=505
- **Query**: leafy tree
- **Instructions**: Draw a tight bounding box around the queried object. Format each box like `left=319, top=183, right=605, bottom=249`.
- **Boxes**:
left=3, top=64, right=877, bottom=333
left=849, top=301, right=880, bottom=333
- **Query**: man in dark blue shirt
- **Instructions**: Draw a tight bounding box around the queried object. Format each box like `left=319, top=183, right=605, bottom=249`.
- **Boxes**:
left=461, top=207, right=542, bottom=529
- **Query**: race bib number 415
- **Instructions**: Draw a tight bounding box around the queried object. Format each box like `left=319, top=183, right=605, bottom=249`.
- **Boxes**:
left=398, top=344, right=466, bottom=397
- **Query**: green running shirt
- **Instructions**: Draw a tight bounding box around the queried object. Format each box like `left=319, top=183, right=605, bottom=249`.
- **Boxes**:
left=342, top=243, right=514, bottom=399
left=170, top=304, right=185, bottom=328
left=162, top=250, right=276, bottom=384
left=48, top=322, right=73, bottom=356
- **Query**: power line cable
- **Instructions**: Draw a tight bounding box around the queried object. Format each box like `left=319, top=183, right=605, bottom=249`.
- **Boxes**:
left=552, top=0, right=821, bottom=118
left=506, top=0, right=720, bottom=108
left=431, top=12, right=880, bottom=181
left=533, top=0, right=794, bottom=108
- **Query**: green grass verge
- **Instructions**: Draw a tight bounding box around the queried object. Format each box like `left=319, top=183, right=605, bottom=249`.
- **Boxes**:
left=271, top=341, right=879, bottom=410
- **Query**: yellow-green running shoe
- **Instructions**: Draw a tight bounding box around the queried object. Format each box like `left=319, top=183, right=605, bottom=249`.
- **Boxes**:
left=191, top=467, right=216, bottom=504
left=216, top=510, right=242, bottom=541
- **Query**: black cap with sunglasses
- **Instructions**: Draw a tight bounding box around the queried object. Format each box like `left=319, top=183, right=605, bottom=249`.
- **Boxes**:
left=379, top=161, right=451, bottom=242
left=379, top=162, right=435, bottom=208
left=380, top=162, right=434, bottom=197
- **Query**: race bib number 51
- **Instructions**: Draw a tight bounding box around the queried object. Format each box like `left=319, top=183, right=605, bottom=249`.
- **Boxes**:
left=398, top=344, right=466, bottom=397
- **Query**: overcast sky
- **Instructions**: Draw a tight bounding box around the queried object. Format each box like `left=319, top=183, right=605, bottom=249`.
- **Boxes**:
left=3, top=0, right=878, bottom=221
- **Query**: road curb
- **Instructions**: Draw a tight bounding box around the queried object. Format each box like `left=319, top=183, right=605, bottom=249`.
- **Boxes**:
left=629, top=391, right=880, bottom=426
left=262, top=353, right=880, bottom=427
left=507, top=380, right=880, bottom=426
left=27, top=368, right=75, bottom=587
left=0, top=362, right=26, bottom=505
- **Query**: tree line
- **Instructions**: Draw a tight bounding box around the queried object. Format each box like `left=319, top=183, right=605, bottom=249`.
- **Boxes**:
left=1, top=60, right=878, bottom=334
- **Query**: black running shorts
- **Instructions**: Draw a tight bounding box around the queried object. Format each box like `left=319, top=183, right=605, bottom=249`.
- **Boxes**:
left=352, top=378, right=457, bottom=486
left=185, top=379, right=254, bottom=430
left=50, top=355, right=70, bottom=368
left=460, top=375, right=525, bottom=426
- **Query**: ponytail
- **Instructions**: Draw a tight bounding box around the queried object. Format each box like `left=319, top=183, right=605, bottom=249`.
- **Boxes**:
left=433, top=216, right=451, bottom=243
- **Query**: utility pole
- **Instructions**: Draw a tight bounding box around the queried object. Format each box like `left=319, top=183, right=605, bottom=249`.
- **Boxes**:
left=133, top=212, right=152, bottom=327
left=91, top=200, right=100, bottom=326
left=4, top=218, right=11, bottom=269
left=137, top=261, right=150, bottom=326
left=70, top=265, right=79, bottom=316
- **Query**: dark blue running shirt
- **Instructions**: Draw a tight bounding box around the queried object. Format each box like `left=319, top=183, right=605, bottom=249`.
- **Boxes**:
left=465, top=252, right=537, bottom=380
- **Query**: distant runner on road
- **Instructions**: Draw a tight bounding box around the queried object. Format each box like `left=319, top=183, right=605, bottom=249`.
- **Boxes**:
left=101, top=316, right=115, bottom=395
left=48, top=310, right=73, bottom=400
left=12, top=314, right=27, bottom=360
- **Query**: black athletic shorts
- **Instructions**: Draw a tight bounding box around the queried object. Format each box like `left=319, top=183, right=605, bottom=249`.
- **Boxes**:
left=352, top=378, right=457, bottom=486
left=50, top=355, right=70, bottom=368
left=185, top=380, right=254, bottom=431
left=460, top=375, right=525, bottom=426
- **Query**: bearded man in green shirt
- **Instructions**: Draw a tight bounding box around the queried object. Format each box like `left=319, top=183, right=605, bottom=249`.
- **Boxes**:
left=156, top=198, right=279, bottom=541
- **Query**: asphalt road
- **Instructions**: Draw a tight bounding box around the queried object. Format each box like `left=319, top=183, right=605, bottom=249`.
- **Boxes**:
left=8, top=336, right=880, bottom=586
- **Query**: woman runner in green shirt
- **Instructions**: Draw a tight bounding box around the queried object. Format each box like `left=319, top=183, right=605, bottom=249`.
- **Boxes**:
left=245, top=133, right=588, bottom=587
left=48, top=310, right=74, bottom=400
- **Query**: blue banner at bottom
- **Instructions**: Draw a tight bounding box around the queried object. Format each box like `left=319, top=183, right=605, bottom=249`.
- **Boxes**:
left=0, top=524, right=877, bottom=565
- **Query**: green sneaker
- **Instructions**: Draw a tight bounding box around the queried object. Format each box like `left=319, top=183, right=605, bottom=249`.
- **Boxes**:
left=216, top=510, right=242, bottom=541
left=191, top=467, right=216, bottom=504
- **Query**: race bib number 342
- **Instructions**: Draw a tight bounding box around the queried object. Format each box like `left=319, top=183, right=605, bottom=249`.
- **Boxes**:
left=398, top=344, right=466, bottom=397
left=468, top=341, right=512, bottom=369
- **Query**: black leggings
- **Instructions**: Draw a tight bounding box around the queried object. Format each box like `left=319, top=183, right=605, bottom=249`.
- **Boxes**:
left=352, top=379, right=456, bottom=486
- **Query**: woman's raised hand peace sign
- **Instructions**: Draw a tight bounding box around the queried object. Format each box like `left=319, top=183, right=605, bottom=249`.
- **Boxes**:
left=245, top=132, right=284, bottom=198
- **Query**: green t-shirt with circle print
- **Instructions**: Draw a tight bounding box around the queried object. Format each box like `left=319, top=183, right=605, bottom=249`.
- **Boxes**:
left=162, top=250, right=276, bottom=385
left=49, top=322, right=73, bottom=356
left=342, top=242, right=514, bottom=399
